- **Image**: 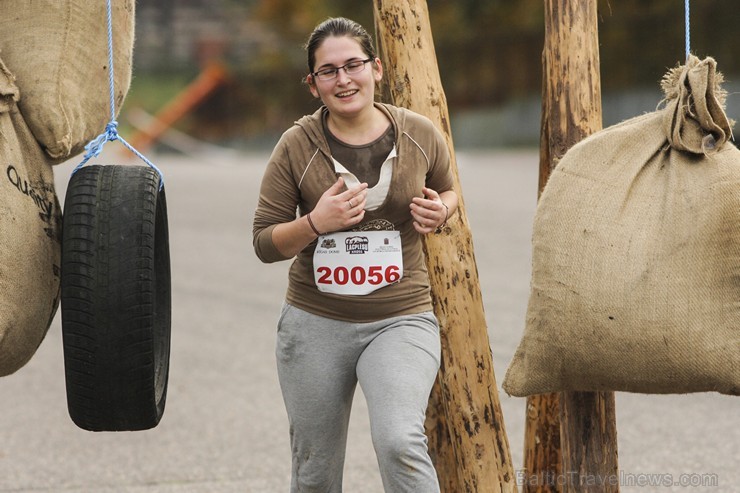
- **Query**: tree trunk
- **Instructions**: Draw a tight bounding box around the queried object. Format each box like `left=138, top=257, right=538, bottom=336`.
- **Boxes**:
left=373, top=1, right=517, bottom=491
left=526, top=1, right=620, bottom=492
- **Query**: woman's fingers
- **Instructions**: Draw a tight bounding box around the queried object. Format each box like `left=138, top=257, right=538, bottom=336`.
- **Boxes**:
left=339, top=183, right=368, bottom=215
left=410, top=187, right=446, bottom=233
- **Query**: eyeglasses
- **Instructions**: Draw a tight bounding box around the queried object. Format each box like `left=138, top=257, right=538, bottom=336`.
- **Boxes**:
left=312, top=58, right=374, bottom=81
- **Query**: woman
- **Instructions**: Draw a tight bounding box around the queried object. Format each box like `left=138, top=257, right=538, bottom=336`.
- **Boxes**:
left=253, top=17, right=458, bottom=493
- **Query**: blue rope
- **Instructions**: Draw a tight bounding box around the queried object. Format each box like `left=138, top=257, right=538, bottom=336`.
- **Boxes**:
left=73, top=0, right=164, bottom=189
left=105, top=1, right=116, bottom=123
left=685, top=0, right=690, bottom=60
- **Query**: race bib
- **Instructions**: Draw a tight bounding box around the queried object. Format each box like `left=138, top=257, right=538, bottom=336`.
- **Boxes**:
left=313, top=231, right=403, bottom=296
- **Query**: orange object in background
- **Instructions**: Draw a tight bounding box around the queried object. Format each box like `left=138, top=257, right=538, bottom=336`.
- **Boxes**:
left=122, top=61, right=228, bottom=156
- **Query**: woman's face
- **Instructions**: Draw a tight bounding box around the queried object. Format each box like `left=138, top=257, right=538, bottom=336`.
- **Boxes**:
left=308, top=35, right=382, bottom=119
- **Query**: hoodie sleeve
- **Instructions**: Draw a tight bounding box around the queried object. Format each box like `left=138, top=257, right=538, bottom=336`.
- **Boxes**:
left=392, top=105, right=454, bottom=194
left=424, top=119, right=455, bottom=194
left=252, top=131, right=301, bottom=263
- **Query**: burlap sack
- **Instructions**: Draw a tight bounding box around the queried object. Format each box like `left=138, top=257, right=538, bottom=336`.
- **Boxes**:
left=503, top=56, right=740, bottom=396
left=0, top=0, right=134, bottom=160
left=0, top=58, right=62, bottom=376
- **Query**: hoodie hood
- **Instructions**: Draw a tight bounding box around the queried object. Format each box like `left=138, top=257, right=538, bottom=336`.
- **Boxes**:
left=294, top=102, right=407, bottom=155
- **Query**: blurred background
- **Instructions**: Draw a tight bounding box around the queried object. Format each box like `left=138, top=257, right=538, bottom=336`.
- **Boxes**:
left=3, top=3, right=739, bottom=491
left=124, top=0, right=740, bottom=152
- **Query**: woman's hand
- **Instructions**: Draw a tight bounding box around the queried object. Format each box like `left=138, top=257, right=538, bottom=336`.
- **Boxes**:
left=410, top=187, right=450, bottom=234
left=309, top=177, right=368, bottom=234
left=270, top=177, right=368, bottom=259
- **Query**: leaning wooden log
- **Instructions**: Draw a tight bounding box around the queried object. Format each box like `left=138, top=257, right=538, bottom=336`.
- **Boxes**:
left=373, top=1, right=517, bottom=491
left=524, top=1, right=619, bottom=492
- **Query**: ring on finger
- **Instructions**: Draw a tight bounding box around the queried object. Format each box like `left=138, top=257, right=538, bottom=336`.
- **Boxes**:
left=348, top=200, right=354, bottom=208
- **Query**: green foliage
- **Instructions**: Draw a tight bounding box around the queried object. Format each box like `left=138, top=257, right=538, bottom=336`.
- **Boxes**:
left=119, top=72, right=193, bottom=137
left=126, top=73, right=194, bottom=113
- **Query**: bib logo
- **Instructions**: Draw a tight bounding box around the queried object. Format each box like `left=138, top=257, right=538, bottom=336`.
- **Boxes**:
left=345, top=236, right=369, bottom=254
left=320, top=238, right=336, bottom=249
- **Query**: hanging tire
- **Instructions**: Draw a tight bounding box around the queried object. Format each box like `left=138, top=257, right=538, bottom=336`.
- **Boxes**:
left=61, top=164, right=171, bottom=431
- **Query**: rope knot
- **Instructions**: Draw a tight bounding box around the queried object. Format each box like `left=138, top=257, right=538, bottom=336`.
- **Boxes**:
left=104, top=120, right=119, bottom=139
left=82, top=119, right=120, bottom=162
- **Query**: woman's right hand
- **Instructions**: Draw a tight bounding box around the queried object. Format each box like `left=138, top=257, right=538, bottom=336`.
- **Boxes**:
left=310, top=177, right=368, bottom=234
left=270, top=177, right=368, bottom=258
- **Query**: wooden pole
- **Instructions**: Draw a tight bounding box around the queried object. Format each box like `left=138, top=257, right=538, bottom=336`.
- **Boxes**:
left=522, top=394, right=561, bottom=492
left=525, top=1, right=619, bottom=492
left=373, top=2, right=517, bottom=491
left=560, top=392, right=619, bottom=492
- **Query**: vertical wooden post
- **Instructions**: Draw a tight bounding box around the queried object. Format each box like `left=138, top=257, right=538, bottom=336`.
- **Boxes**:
left=560, top=392, right=619, bottom=492
left=526, top=1, right=620, bottom=492
left=373, top=1, right=517, bottom=491
left=522, top=394, right=561, bottom=492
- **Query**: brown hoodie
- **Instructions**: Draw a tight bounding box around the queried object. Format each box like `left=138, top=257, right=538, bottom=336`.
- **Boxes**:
left=253, top=103, right=453, bottom=322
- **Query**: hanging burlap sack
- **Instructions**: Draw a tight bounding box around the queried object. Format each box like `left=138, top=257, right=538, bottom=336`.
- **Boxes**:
left=0, top=0, right=134, bottom=160
left=504, top=55, right=740, bottom=396
left=0, top=59, right=62, bottom=376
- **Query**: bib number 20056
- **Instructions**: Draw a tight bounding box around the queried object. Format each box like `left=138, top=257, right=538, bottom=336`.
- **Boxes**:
left=313, top=231, right=403, bottom=296
left=316, top=265, right=401, bottom=286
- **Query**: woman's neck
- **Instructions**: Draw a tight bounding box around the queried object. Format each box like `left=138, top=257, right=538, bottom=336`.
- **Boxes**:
left=326, top=105, right=390, bottom=146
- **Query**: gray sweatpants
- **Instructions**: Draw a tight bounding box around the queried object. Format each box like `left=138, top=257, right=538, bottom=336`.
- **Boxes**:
left=275, top=303, right=441, bottom=493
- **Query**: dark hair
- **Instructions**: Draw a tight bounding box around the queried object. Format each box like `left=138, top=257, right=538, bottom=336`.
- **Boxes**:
left=304, top=17, right=376, bottom=73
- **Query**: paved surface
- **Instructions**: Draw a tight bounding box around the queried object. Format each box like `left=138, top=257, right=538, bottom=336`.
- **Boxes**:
left=0, top=149, right=737, bottom=492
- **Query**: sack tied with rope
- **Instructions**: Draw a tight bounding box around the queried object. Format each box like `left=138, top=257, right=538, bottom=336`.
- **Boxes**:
left=0, top=0, right=134, bottom=160
left=0, top=58, right=62, bottom=376
left=504, top=55, right=740, bottom=396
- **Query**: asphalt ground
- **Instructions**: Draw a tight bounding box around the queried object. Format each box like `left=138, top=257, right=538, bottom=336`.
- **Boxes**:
left=0, top=149, right=737, bottom=492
